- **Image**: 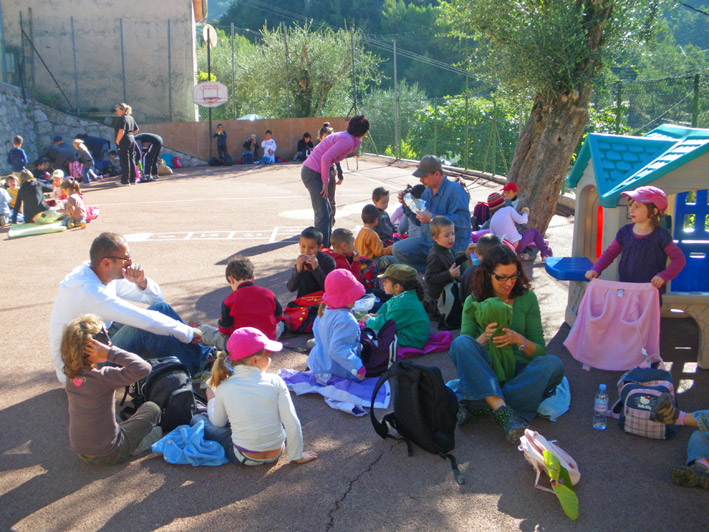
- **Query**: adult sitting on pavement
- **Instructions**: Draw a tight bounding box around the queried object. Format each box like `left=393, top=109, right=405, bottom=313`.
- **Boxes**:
left=49, top=232, right=210, bottom=384
left=392, top=155, right=471, bottom=272
left=448, top=245, right=564, bottom=444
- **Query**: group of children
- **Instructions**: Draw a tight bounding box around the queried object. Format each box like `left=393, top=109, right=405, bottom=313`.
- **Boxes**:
left=212, top=125, right=280, bottom=166
left=53, top=164, right=702, bottom=490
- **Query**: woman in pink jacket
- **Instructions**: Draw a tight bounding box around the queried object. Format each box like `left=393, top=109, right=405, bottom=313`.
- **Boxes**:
left=301, top=115, right=369, bottom=247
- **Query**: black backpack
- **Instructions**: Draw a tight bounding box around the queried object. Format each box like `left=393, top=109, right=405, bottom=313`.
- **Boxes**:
left=370, top=361, right=464, bottom=484
left=121, top=356, right=196, bottom=432
left=360, top=319, right=398, bottom=377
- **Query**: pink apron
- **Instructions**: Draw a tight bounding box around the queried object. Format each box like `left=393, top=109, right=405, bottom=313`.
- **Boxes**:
left=564, top=279, right=661, bottom=371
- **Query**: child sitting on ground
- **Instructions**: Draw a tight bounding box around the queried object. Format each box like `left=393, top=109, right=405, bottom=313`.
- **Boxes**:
left=396, top=184, right=425, bottom=238
left=287, top=227, right=336, bottom=298
left=7, top=135, right=27, bottom=174
left=61, top=314, right=162, bottom=465
left=372, top=187, right=395, bottom=242
left=425, top=216, right=463, bottom=329
left=254, top=130, right=277, bottom=165
left=103, top=150, right=121, bottom=177
left=459, top=233, right=503, bottom=303
left=0, top=183, right=12, bottom=226
left=355, top=204, right=395, bottom=271
left=585, top=186, right=685, bottom=295
left=502, top=182, right=519, bottom=210
left=650, top=394, right=709, bottom=489
left=307, top=269, right=367, bottom=381
left=11, top=170, right=63, bottom=225
left=360, top=264, right=429, bottom=350
left=200, top=256, right=283, bottom=351
left=4, top=174, right=19, bottom=210
left=488, top=192, right=553, bottom=260
left=59, top=179, right=87, bottom=229
left=330, top=228, right=363, bottom=283
left=294, top=132, right=314, bottom=161
left=191, top=327, right=318, bottom=466
left=32, top=158, right=52, bottom=184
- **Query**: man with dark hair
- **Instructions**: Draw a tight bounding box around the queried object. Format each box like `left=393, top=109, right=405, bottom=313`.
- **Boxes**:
left=49, top=232, right=209, bottom=384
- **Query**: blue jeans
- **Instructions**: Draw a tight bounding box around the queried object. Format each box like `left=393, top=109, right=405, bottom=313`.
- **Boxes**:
left=448, top=334, right=564, bottom=421
left=391, top=229, right=432, bottom=273
left=110, top=302, right=211, bottom=376
left=301, top=165, right=332, bottom=248
left=687, top=410, right=709, bottom=465
left=190, top=414, right=281, bottom=466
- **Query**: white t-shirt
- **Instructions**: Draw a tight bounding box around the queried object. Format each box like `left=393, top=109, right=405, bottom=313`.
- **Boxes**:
left=208, top=365, right=304, bottom=461
left=261, top=138, right=277, bottom=163
left=489, top=206, right=528, bottom=244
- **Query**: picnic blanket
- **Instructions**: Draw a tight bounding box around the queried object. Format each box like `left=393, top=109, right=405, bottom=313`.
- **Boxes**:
left=397, top=331, right=453, bottom=360
left=8, top=222, right=66, bottom=238
left=278, top=369, right=391, bottom=417
left=152, top=420, right=229, bottom=466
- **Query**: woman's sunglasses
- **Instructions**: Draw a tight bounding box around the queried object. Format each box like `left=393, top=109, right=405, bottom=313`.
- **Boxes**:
left=491, top=272, right=520, bottom=282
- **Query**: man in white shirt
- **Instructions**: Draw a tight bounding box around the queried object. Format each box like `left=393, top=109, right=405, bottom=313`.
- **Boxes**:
left=49, top=232, right=208, bottom=384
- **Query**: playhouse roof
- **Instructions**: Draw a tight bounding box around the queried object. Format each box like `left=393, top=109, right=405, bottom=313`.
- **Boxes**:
left=566, top=124, right=709, bottom=207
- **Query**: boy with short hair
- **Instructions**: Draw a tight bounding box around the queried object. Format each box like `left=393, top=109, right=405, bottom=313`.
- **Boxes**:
left=355, top=204, right=393, bottom=262
left=425, top=216, right=463, bottom=329
left=33, top=158, right=52, bottom=184
left=199, top=256, right=283, bottom=350
left=287, top=227, right=336, bottom=297
left=330, top=228, right=362, bottom=282
left=103, top=150, right=121, bottom=177
left=254, top=130, right=277, bottom=165
left=213, top=123, right=228, bottom=162
left=372, top=187, right=395, bottom=242
left=7, top=135, right=28, bottom=174
left=459, top=233, right=503, bottom=303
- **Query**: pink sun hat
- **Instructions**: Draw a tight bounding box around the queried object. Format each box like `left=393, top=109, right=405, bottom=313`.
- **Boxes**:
left=621, top=186, right=668, bottom=212
left=322, top=269, right=365, bottom=309
left=226, top=327, right=282, bottom=360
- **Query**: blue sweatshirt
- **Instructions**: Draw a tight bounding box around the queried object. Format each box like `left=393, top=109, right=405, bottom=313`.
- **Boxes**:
left=7, top=147, right=27, bottom=172
left=307, top=308, right=363, bottom=380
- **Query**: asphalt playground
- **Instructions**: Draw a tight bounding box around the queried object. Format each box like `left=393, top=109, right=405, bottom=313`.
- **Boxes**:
left=0, top=156, right=707, bottom=531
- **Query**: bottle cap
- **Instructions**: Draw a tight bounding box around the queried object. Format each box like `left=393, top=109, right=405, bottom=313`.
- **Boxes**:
left=599, top=384, right=607, bottom=391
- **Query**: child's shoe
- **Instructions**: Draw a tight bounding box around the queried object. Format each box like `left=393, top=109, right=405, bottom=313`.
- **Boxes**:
left=670, top=463, right=709, bottom=489
left=492, top=405, right=528, bottom=445
left=649, top=392, right=679, bottom=424
left=78, top=220, right=86, bottom=229
left=66, top=220, right=74, bottom=229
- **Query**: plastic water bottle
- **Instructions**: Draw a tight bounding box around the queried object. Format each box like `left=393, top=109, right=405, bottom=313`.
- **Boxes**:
left=593, top=384, right=609, bottom=430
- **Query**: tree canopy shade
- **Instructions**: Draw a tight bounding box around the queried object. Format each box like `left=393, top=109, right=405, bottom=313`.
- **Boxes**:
left=441, top=0, right=666, bottom=233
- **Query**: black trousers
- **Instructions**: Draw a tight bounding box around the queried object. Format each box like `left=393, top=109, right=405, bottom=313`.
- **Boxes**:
left=144, top=141, right=163, bottom=177
left=119, top=140, right=137, bottom=184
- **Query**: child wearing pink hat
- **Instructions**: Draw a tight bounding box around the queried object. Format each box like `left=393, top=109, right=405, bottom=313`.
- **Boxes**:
left=585, top=185, right=685, bottom=291
left=307, top=269, right=367, bottom=381
left=190, top=327, right=318, bottom=466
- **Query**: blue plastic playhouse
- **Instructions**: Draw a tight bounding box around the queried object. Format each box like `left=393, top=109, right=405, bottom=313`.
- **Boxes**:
left=545, top=124, right=709, bottom=368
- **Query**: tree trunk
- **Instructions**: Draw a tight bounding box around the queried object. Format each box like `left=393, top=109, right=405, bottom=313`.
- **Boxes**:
left=509, top=87, right=592, bottom=234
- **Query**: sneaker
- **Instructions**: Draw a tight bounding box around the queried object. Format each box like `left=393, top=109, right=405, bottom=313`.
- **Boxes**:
left=78, top=220, right=86, bottom=229
left=492, top=405, right=529, bottom=445
left=66, top=220, right=74, bottom=229
left=131, top=426, right=163, bottom=456
left=117, top=182, right=129, bottom=187
left=670, top=464, right=709, bottom=489
left=649, top=392, right=679, bottom=424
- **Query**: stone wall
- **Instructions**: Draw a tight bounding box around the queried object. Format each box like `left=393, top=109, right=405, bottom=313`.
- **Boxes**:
left=0, top=82, right=205, bottom=174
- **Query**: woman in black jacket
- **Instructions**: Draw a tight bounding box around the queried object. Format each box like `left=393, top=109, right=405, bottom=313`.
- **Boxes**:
left=114, top=103, right=139, bottom=186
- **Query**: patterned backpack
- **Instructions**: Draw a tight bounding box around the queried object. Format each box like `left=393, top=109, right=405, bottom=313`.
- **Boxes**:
left=609, top=367, right=678, bottom=440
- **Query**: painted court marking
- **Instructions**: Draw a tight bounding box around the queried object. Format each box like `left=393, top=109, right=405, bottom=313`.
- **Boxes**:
left=124, top=226, right=305, bottom=243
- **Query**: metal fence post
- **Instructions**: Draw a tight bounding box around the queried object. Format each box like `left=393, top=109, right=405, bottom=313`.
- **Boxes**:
left=692, top=74, right=700, bottom=128
left=464, top=95, right=469, bottom=170
left=283, top=26, right=291, bottom=118
left=433, top=98, right=438, bottom=155
left=231, top=23, right=235, bottom=120
left=350, top=26, right=357, bottom=114
left=168, top=20, right=173, bottom=122
left=71, top=16, right=79, bottom=113
left=19, top=11, right=26, bottom=102
left=0, top=6, right=6, bottom=83
left=614, top=81, right=622, bottom=134
left=393, top=39, right=399, bottom=160
left=120, top=18, right=126, bottom=102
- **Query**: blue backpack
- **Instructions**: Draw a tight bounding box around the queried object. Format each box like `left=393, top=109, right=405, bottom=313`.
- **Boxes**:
left=610, top=367, right=678, bottom=440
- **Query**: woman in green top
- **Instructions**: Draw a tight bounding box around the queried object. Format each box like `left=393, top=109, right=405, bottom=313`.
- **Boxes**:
left=449, top=246, right=564, bottom=444
left=361, top=264, right=429, bottom=349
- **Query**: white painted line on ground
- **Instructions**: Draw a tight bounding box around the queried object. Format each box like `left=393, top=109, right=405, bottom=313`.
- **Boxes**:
left=125, top=227, right=305, bottom=243
left=93, top=192, right=367, bottom=208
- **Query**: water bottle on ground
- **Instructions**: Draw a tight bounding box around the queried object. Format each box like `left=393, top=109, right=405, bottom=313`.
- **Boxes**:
left=593, top=384, right=609, bottom=430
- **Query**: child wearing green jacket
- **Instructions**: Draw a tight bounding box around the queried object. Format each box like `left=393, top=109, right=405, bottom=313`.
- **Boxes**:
left=360, top=264, right=429, bottom=349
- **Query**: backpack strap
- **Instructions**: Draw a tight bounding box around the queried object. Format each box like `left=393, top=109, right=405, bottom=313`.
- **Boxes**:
left=441, top=452, right=465, bottom=485
left=370, top=367, right=396, bottom=441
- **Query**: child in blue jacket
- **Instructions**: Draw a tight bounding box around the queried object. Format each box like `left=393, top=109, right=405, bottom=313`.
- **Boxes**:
left=307, top=269, right=366, bottom=381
